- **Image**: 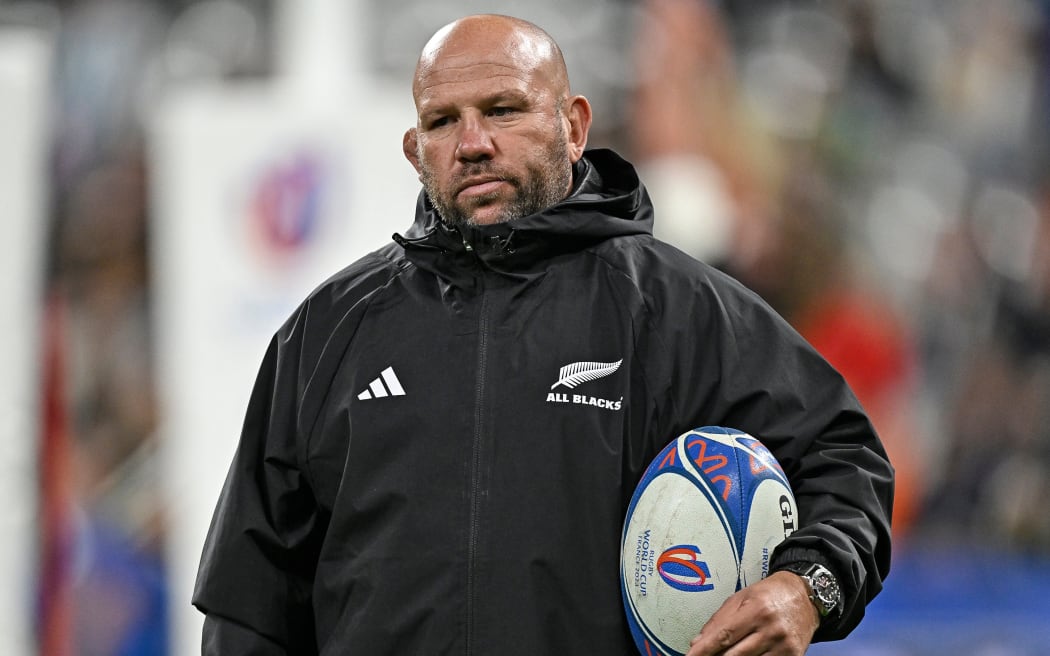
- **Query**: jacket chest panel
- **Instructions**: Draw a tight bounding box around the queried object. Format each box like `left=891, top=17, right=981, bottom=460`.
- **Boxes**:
left=308, top=266, right=644, bottom=528
left=307, top=268, right=647, bottom=651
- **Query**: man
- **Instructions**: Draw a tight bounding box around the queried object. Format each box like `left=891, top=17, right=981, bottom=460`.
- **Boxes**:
left=193, top=14, right=893, bottom=656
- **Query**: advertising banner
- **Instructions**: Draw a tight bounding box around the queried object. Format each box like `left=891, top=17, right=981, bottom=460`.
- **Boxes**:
left=150, top=81, right=416, bottom=654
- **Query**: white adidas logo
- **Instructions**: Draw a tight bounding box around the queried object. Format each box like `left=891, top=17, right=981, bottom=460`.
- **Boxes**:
left=357, top=366, right=406, bottom=400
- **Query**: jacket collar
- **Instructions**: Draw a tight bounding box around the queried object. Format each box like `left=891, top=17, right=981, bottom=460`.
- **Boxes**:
left=393, top=149, right=653, bottom=274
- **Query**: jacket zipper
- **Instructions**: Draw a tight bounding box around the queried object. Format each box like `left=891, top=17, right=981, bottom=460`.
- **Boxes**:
left=466, top=261, right=488, bottom=655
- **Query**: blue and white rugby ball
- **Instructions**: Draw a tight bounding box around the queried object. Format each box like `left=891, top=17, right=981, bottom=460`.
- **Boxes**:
left=620, top=426, right=798, bottom=656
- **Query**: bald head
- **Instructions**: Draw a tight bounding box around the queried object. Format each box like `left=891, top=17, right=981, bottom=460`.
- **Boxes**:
left=403, top=15, right=592, bottom=226
left=412, top=15, right=570, bottom=107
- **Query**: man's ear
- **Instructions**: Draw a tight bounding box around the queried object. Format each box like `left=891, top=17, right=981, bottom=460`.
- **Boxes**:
left=564, top=95, right=593, bottom=163
left=403, top=127, right=422, bottom=175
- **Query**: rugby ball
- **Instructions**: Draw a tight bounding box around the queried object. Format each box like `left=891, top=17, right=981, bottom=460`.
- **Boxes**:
left=620, top=426, right=798, bottom=656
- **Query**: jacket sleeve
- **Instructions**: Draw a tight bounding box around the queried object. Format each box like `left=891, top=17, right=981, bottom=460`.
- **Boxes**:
left=656, top=265, right=894, bottom=642
left=192, top=312, right=326, bottom=655
left=202, top=613, right=288, bottom=655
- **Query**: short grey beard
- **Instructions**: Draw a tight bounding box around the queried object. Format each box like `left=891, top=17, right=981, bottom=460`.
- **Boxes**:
left=419, top=131, right=572, bottom=227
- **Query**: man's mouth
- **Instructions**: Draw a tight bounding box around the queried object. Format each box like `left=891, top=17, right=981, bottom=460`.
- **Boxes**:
left=458, top=177, right=508, bottom=198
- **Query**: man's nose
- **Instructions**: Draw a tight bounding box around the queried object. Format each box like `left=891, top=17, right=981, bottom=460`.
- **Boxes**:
left=455, top=115, right=495, bottom=162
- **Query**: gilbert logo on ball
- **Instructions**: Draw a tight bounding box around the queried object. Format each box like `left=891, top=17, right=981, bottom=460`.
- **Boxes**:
left=620, top=426, right=798, bottom=656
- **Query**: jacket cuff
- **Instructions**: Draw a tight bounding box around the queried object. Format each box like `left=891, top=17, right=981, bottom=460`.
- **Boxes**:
left=770, top=546, right=835, bottom=575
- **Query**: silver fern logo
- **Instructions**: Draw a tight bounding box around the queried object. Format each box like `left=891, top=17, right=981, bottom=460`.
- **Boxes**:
left=550, top=359, right=623, bottom=390
left=547, top=359, right=624, bottom=411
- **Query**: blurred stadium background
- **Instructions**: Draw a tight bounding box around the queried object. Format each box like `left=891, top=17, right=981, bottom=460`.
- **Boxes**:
left=2, top=0, right=1049, bottom=654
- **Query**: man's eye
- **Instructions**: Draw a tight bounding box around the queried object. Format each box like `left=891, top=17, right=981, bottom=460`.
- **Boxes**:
left=489, top=107, right=517, bottom=117
left=429, top=116, right=450, bottom=129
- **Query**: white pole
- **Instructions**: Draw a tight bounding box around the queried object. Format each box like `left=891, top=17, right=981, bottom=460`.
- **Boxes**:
left=0, top=24, right=54, bottom=656
left=274, top=0, right=367, bottom=102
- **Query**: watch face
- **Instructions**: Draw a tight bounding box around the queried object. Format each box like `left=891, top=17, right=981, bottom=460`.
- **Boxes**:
left=785, top=563, right=840, bottom=616
left=812, top=571, right=840, bottom=608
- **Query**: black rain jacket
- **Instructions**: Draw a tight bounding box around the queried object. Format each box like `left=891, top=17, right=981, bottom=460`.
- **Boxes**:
left=193, top=149, right=893, bottom=655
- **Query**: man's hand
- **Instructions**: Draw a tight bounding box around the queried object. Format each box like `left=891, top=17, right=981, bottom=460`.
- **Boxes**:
left=685, top=570, right=820, bottom=656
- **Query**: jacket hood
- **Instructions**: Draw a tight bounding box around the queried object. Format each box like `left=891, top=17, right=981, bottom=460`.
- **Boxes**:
left=393, top=149, right=653, bottom=273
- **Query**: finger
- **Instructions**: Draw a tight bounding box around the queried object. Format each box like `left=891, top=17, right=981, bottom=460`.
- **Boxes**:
left=718, top=632, right=769, bottom=656
left=701, top=621, right=807, bottom=656
left=687, top=622, right=749, bottom=656
left=688, top=596, right=762, bottom=648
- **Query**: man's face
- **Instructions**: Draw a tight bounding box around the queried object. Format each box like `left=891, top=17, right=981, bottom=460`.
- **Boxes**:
left=408, top=51, right=574, bottom=226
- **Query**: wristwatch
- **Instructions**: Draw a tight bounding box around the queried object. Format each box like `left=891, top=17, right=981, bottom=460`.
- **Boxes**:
left=783, top=562, right=841, bottom=618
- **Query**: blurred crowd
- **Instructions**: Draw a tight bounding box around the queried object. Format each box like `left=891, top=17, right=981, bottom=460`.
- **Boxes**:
left=5, top=0, right=1050, bottom=652
left=633, top=0, right=1050, bottom=553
